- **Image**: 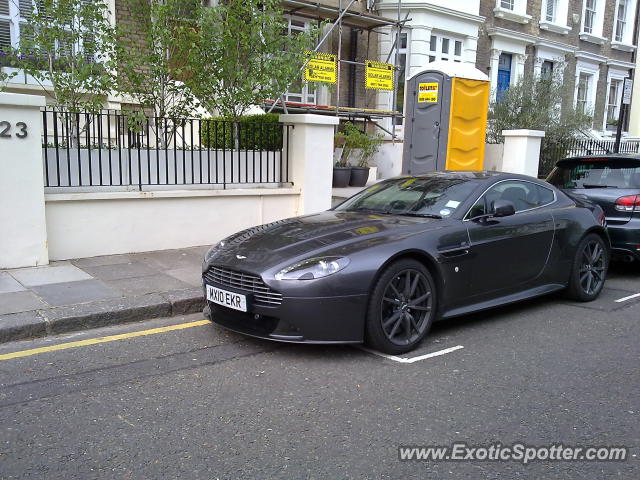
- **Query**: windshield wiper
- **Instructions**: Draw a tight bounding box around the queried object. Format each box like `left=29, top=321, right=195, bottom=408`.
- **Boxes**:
left=581, top=184, right=619, bottom=188
left=392, top=212, right=443, bottom=219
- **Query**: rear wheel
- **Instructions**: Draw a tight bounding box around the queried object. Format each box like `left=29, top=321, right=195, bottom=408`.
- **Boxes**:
left=365, top=259, right=437, bottom=355
left=566, top=233, right=608, bottom=301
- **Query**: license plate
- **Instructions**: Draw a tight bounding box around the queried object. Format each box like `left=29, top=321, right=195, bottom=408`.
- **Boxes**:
left=206, top=285, right=247, bottom=312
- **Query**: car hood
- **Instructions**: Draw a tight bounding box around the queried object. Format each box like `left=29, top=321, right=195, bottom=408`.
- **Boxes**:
left=207, top=210, right=443, bottom=271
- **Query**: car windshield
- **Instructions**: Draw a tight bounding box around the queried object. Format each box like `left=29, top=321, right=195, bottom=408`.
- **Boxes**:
left=547, top=160, right=640, bottom=189
left=334, top=176, right=479, bottom=218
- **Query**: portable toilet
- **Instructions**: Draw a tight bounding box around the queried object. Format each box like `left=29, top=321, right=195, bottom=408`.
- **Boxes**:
left=402, top=61, right=490, bottom=174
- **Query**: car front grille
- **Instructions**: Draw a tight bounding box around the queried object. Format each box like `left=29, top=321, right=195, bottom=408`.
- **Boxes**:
left=204, top=266, right=283, bottom=306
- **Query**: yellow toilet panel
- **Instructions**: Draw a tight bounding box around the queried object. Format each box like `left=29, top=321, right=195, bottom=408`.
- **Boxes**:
left=445, top=78, right=489, bottom=171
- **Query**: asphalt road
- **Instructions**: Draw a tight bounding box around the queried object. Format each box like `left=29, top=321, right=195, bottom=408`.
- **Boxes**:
left=1, top=263, right=639, bottom=479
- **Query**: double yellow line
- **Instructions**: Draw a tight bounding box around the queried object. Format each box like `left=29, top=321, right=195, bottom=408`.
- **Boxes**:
left=0, top=319, right=211, bottom=361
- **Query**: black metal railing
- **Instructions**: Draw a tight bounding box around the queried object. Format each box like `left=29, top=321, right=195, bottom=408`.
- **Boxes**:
left=539, top=137, right=640, bottom=177
left=41, top=108, right=291, bottom=190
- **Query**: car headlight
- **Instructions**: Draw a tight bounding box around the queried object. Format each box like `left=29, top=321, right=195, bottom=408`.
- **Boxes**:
left=275, top=257, right=350, bottom=281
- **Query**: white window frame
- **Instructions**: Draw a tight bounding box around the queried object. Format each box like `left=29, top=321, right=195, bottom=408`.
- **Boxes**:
left=494, top=0, right=532, bottom=24
left=611, top=0, right=637, bottom=48
left=580, top=0, right=606, bottom=44
left=428, top=33, right=464, bottom=64
left=574, top=61, right=599, bottom=117
left=603, top=68, right=629, bottom=131
left=284, top=16, right=317, bottom=105
left=539, top=0, right=570, bottom=34
left=393, top=30, right=409, bottom=126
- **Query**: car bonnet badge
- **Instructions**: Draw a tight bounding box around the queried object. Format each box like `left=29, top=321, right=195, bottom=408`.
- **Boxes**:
left=236, top=254, right=247, bottom=259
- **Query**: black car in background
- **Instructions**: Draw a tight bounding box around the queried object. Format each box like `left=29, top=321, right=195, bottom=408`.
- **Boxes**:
left=203, top=172, right=609, bottom=354
left=547, top=155, right=640, bottom=263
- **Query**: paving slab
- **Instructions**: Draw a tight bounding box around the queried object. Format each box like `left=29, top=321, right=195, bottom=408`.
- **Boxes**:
left=0, top=291, right=48, bottom=315
left=70, top=254, right=134, bottom=268
left=106, top=274, right=192, bottom=296
left=0, top=273, right=26, bottom=294
left=165, top=267, right=203, bottom=287
left=30, top=279, right=122, bottom=307
left=132, top=250, right=204, bottom=271
left=9, top=264, right=93, bottom=287
left=82, top=262, right=160, bottom=281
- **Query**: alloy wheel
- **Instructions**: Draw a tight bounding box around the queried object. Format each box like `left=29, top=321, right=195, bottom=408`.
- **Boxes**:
left=380, top=269, right=433, bottom=346
left=579, top=240, right=606, bottom=296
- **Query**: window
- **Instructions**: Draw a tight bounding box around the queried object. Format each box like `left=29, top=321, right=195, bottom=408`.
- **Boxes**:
left=545, top=0, right=558, bottom=21
left=548, top=161, right=640, bottom=189
left=607, top=79, right=622, bottom=123
left=428, top=34, right=463, bottom=63
left=614, top=0, right=627, bottom=42
left=576, top=72, right=591, bottom=114
left=0, top=0, right=10, bottom=51
left=541, top=60, right=554, bottom=80
left=583, top=0, right=596, bottom=33
left=336, top=177, right=479, bottom=219
left=394, top=32, right=408, bottom=126
left=501, top=0, right=515, bottom=9
left=467, top=181, right=555, bottom=218
left=284, top=17, right=316, bottom=105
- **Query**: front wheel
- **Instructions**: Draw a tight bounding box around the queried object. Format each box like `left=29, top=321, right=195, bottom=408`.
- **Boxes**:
left=566, top=233, right=608, bottom=301
left=365, top=259, right=437, bottom=355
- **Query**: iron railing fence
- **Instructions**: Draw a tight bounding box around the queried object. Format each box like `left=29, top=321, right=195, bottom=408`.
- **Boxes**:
left=539, top=137, right=640, bottom=178
left=41, top=108, right=291, bottom=190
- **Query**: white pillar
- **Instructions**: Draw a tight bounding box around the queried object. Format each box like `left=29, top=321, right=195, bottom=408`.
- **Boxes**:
left=0, top=93, right=48, bottom=268
left=489, top=49, right=502, bottom=101
left=279, top=114, right=340, bottom=215
left=513, top=53, right=527, bottom=83
left=501, top=129, right=546, bottom=178
left=408, top=26, right=432, bottom=77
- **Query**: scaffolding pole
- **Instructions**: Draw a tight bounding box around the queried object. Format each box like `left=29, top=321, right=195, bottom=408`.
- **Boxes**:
left=269, top=0, right=406, bottom=127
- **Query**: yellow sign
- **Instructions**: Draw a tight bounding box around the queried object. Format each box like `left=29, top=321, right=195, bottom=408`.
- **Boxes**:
left=418, top=82, right=439, bottom=103
left=304, top=52, right=337, bottom=84
left=365, top=60, right=394, bottom=90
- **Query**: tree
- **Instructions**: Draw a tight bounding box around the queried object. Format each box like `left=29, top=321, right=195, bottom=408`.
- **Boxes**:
left=115, top=0, right=202, bottom=120
left=187, top=0, right=317, bottom=120
left=487, top=75, right=592, bottom=145
left=6, top=0, right=117, bottom=113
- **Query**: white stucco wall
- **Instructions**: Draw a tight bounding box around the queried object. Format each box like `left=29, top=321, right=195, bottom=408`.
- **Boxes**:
left=45, top=189, right=300, bottom=260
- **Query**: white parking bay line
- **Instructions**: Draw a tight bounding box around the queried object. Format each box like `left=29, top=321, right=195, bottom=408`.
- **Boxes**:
left=357, top=345, right=464, bottom=364
left=614, top=292, right=640, bottom=303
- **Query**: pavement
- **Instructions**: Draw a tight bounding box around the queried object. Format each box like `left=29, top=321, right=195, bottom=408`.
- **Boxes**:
left=0, top=246, right=208, bottom=344
left=0, top=262, right=638, bottom=478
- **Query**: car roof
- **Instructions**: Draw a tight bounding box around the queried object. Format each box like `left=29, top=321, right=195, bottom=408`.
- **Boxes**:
left=393, top=170, right=542, bottom=182
left=560, top=153, right=640, bottom=162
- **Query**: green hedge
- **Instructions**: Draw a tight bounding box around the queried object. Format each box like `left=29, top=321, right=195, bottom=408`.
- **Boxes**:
left=200, top=113, right=283, bottom=151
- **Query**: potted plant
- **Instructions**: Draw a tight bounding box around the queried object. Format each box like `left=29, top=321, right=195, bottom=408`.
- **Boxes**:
left=345, top=123, right=383, bottom=187
left=333, top=131, right=352, bottom=187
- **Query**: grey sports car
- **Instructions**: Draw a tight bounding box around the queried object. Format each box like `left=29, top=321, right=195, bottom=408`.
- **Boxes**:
left=202, top=171, right=609, bottom=354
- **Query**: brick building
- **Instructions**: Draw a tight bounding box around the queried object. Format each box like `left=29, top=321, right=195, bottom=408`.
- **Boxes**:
left=476, top=0, right=638, bottom=135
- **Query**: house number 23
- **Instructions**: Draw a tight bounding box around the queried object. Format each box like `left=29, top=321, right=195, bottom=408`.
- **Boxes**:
left=0, top=121, right=28, bottom=139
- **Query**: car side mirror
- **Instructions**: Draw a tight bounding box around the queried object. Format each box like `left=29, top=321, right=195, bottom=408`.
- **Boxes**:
left=493, top=199, right=516, bottom=217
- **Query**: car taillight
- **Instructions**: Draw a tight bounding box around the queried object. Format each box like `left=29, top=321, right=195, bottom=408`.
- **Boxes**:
left=614, top=195, right=640, bottom=212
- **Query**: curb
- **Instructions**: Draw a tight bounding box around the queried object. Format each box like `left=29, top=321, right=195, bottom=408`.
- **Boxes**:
left=0, top=288, right=206, bottom=344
